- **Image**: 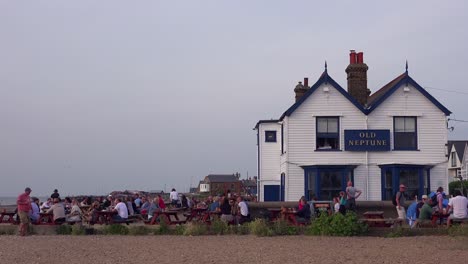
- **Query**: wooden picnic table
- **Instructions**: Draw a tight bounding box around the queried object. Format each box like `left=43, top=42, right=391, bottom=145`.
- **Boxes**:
left=431, top=212, right=450, bottom=225
left=267, top=208, right=282, bottom=221
left=38, top=213, right=54, bottom=225
left=282, top=209, right=299, bottom=225
left=94, top=211, right=117, bottom=225
left=363, top=211, right=384, bottom=219
left=185, top=208, right=208, bottom=222
left=148, top=210, right=185, bottom=225
left=0, top=211, right=16, bottom=224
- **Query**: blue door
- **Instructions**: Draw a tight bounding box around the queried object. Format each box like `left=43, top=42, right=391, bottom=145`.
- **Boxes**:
left=264, top=185, right=280, bottom=201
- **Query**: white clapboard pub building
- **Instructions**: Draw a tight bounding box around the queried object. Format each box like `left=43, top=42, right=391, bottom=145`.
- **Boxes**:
left=255, top=51, right=451, bottom=202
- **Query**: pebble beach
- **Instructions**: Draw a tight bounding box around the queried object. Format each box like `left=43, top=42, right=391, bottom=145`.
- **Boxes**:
left=0, top=235, right=467, bottom=264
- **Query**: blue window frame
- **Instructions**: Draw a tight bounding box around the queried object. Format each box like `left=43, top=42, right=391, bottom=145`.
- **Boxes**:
left=265, top=130, right=277, bottom=142
left=303, top=165, right=355, bottom=201
left=393, top=117, right=417, bottom=150
left=316, top=117, right=340, bottom=150
left=380, top=165, right=431, bottom=200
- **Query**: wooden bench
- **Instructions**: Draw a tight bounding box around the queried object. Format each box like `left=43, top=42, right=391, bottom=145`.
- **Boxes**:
left=360, top=218, right=403, bottom=228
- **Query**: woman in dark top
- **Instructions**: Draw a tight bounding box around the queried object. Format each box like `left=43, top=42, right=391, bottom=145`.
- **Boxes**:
left=220, top=198, right=234, bottom=223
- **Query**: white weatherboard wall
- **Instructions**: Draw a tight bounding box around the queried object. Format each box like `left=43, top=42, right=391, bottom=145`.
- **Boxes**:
left=258, top=122, right=281, bottom=201
left=286, top=83, right=367, bottom=201
left=367, top=84, right=448, bottom=196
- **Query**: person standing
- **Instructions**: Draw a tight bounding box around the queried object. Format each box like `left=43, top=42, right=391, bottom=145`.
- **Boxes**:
left=16, top=187, right=32, bottom=236
left=345, top=181, right=362, bottom=212
left=395, top=184, right=407, bottom=219
left=170, top=188, right=179, bottom=208
left=50, top=189, right=60, bottom=199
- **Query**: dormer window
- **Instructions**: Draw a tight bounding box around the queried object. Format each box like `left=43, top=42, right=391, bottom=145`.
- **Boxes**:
left=316, top=117, right=339, bottom=150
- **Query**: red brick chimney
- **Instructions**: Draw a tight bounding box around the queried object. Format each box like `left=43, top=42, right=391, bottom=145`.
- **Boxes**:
left=294, top=77, right=309, bottom=102
left=345, top=50, right=370, bottom=106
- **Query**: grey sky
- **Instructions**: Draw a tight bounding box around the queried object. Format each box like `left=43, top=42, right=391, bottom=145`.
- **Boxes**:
left=1, top=1, right=467, bottom=196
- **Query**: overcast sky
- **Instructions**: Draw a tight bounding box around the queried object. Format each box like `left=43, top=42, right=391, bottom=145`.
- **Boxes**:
left=1, top=1, right=467, bottom=197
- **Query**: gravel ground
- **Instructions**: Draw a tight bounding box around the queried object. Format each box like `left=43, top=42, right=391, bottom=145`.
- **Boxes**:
left=0, top=235, right=467, bottom=264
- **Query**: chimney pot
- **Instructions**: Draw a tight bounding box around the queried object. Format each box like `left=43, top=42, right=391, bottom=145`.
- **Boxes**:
left=357, top=52, right=364, bottom=63
left=304, top=78, right=308, bottom=87
left=350, top=50, right=357, bottom=64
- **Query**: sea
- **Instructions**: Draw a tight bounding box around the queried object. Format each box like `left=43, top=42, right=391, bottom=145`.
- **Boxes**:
left=0, top=196, right=49, bottom=206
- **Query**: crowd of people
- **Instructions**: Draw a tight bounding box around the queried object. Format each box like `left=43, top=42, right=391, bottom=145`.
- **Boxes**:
left=397, top=185, right=468, bottom=227
left=15, top=187, right=252, bottom=236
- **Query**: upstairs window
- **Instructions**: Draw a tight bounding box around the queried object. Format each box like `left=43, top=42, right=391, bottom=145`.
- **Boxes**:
left=316, top=117, right=339, bottom=150
left=394, top=117, right=417, bottom=150
left=451, top=152, right=457, bottom=167
left=265, top=130, right=277, bottom=142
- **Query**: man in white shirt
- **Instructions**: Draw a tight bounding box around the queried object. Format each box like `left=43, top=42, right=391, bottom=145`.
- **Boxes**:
left=170, top=188, right=179, bottom=208
left=113, top=198, right=128, bottom=221
left=236, top=196, right=250, bottom=225
left=446, top=190, right=468, bottom=227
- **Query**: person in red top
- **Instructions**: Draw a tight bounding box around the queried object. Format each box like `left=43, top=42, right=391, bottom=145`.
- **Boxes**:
left=158, top=195, right=166, bottom=210
left=17, top=187, right=32, bottom=236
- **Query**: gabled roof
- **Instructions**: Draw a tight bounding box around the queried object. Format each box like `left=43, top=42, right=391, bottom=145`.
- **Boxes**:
left=261, top=69, right=451, bottom=124
left=367, top=72, right=451, bottom=115
left=448, top=140, right=468, bottom=160
left=279, top=71, right=367, bottom=120
left=204, top=174, right=240, bottom=183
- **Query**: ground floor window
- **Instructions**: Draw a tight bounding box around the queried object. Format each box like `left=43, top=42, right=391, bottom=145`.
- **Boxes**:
left=303, top=166, right=355, bottom=201
left=380, top=165, right=431, bottom=200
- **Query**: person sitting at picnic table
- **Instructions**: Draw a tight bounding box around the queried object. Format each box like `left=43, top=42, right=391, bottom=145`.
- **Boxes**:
left=126, top=196, right=135, bottom=216
left=406, top=193, right=419, bottom=227
left=134, top=193, right=142, bottom=209
left=446, top=190, right=468, bottom=227
left=147, top=197, right=161, bottom=220
left=112, top=198, right=128, bottom=222
left=296, top=197, right=311, bottom=223
left=80, top=197, right=92, bottom=207
left=66, top=199, right=82, bottom=223
left=102, top=195, right=113, bottom=210
left=333, top=196, right=340, bottom=214
left=298, top=196, right=305, bottom=211
left=414, top=195, right=433, bottom=227
left=140, top=196, right=150, bottom=215
left=30, top=197, right=40, bottom=223
left=210, top=196, right=220, bottom=212
left=236, top=196, right=250, bottom=225
left=86, top=201, right=101, bottom=224
left=46, top=198, right=66, bottom=224
left=181, top=195, right=189, bottom=208
left=219, top=197, right=233, bottom=223
left=158, top=195, right=166, bottom=211
left=40, top=198, right=52, bottom=211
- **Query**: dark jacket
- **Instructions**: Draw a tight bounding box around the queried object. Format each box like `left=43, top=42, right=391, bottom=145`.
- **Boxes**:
left=297, top=204, right=311, bottom=220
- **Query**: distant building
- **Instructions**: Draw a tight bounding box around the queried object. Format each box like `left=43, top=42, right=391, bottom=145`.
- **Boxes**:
left=241, top=177, right=258, bottom=196
left=448, top=141, right=468, bottom=180
left=198, top=174, right=242, bottom=196
left=255, top=51, right=451, bottom=202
